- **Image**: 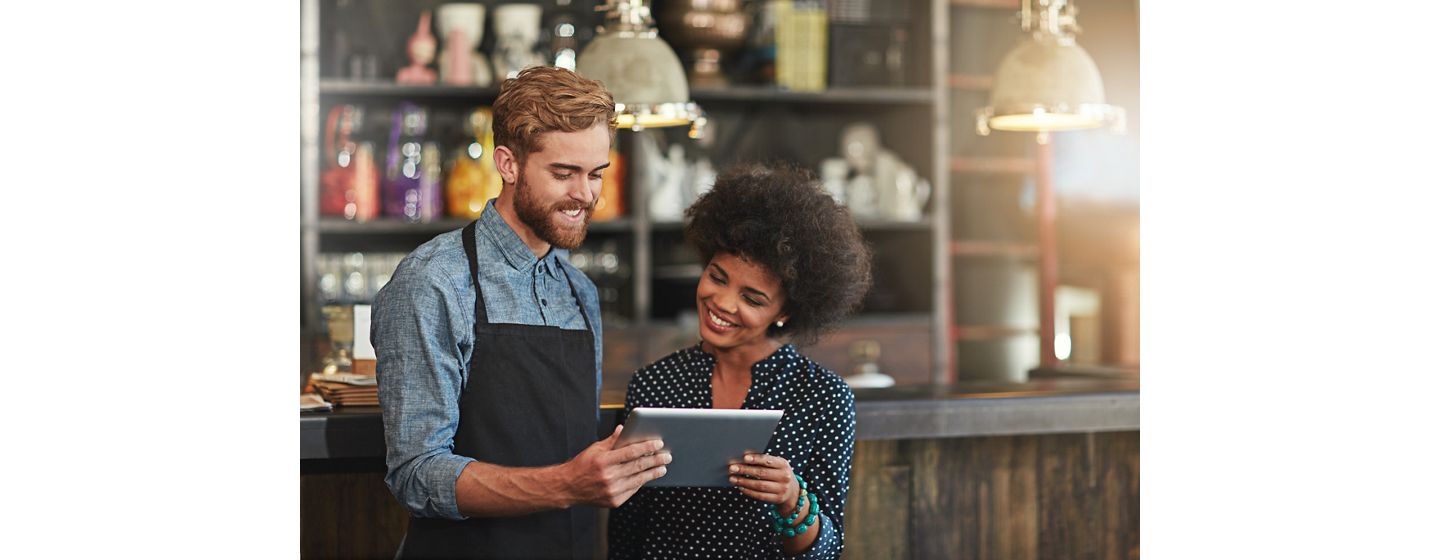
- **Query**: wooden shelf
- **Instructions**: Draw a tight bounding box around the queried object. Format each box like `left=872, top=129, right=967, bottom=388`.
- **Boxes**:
left=950, top=324, right=1037, bottom=341
left=950, top=240, right=1037, bottom=258
left=949, top=0, right=1020, bottom=8
left=315, top=217, right=635, bottom=235
left=947, top=73, right=995, bottom=92
left=319, top=80, right=933, bottom=106
left=651, top=218, right=933, bottom=232
left=319, top=80, right=500, bottom=99
left=951, top=156, right=1035, bottom=174
left=690, top=85, right=934, bottom=105
left=644, top=312, right=932, bottom=331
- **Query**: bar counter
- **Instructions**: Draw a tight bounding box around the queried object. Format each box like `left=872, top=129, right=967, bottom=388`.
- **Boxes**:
left=301, top=378, right=1140, bottom=559
left=301, top=378, right=1138, bottom=460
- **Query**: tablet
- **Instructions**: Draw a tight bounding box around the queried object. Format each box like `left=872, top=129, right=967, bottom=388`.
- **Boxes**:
left=615, top=407, right=784, bottom=487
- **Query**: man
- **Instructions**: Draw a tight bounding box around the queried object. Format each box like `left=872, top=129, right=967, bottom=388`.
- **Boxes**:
left=372, top=67, right=670, bottom=559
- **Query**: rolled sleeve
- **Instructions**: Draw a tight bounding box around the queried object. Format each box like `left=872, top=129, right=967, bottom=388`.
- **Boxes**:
left=794, top=514, right=840, bottom=560
left=373, top=257, right=476, bottom=521
left=792, top=384, right=857, bottom=560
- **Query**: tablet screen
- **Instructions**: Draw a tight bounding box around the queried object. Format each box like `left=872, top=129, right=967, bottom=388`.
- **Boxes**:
left=616, top=407, right=785, bottom=487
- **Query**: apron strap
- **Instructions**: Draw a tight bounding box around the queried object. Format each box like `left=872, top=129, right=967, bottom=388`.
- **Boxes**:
left=461, top=220, right=488, bottom=325
left=553, top=263, right=593, bottom=335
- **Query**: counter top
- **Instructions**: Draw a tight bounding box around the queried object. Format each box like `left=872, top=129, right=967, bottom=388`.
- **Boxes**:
left=301, top=378, right=1138, bottom=461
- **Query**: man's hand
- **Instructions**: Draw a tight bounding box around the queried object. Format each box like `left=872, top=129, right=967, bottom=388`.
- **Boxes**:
left=561, top=425, right=671, bottom=508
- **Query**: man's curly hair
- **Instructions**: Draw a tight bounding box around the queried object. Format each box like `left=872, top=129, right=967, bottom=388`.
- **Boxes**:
left=684, top=163, right=873, bottom=346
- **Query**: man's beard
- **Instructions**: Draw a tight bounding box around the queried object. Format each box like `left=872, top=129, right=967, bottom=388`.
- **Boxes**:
left=513, top=173, right=594, bottom=250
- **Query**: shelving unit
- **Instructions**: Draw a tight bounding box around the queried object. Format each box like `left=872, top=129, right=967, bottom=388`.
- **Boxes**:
left=945, top=0, right=1141, bottom=380
left=303, top=0, right=1145, bottom=385
left=301, top=0, right=953, bottom=385
left=946, top=0, right=1039, bottom=381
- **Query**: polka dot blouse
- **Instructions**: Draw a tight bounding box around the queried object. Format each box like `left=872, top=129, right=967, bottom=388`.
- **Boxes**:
left=608, top=343, right=857, bottom=559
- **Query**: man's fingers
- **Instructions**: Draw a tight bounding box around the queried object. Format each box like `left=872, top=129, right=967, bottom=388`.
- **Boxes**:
left=631, top=451, right=672, bottom=476
left=603, top=425, right=623, bottom=449
left=616, top=462, right=668, bottom=494
left=630, top=464, right=668, bottom=484
left=610, top=437, right=664, bottom=463
left=608, top=481, right=647, bottom=509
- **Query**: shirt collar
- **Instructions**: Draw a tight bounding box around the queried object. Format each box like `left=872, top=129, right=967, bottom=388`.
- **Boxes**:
left=688, top=342, right=800, bottom=383
left=477, top=199, right=568, bottom=280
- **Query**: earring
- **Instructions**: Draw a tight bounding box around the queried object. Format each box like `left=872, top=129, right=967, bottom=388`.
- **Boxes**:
left=775, top=320, right=785, bottom=327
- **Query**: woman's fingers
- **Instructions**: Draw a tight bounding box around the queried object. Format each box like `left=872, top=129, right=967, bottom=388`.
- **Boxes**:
left=731, top=454, right=791, bottom=479
left=744, top=453, right=787, bottom=470
left=732, top=480, right=785, bottom=503
left=729, top=474, right=786, bottom=496
left=728, top=462, right=787, bottom=481
left=729, top=454, right=798, bottom=505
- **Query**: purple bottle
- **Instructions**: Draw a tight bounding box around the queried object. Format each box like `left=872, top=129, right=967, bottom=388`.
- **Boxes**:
left=383, top=103, right=443, bottom=222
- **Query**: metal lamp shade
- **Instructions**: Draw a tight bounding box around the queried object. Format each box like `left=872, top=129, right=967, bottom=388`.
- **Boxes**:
left=577, top=32, right=702, bottom=130
left=976, top=37, right=1123, bottom=134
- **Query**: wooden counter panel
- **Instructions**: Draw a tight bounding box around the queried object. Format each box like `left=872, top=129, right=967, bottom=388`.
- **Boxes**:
left=845, top=439, right=911, bottom=559
left=298, top=430, right=1138, bottom=559
left=300, top=460, right=408, bottom=559
left=843, top=431, right=1139, bottom=560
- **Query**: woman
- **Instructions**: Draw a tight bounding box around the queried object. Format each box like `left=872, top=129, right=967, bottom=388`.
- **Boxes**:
left=609, top=164, right=872, bottom=559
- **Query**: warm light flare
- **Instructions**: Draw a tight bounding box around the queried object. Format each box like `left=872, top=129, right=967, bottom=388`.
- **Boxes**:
left=989, top=112, right=1103, bottom=132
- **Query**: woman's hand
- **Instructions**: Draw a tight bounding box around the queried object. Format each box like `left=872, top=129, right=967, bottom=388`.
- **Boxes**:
left=728, top=453, right=801, bottom=516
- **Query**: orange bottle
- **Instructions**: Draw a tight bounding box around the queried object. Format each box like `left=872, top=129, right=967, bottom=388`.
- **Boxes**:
left=446, top=108, right=504, bottom=219
left=592, top=147, right=625, bottom=221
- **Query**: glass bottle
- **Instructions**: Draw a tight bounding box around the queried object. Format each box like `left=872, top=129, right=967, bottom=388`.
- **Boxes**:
left=445, top=108, right=503, bottom=219
left=383, top=102, right=442, bottom=222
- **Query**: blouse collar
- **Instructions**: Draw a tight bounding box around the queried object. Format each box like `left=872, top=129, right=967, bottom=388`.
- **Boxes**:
left=686, top=341, right=801, bottom=385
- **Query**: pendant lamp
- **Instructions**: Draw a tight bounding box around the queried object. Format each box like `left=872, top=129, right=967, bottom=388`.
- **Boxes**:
left=974, top=0, right=1126, bottom=372
left=976, top=0, right=1123, bottom=135
left=577, top=0, right=707, bottom=137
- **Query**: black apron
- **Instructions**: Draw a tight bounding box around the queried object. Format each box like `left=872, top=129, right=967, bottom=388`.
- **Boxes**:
left=399, top=221, right=599, bottom=560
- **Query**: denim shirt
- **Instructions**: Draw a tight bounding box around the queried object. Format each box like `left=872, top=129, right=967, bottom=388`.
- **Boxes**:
left=372, top=199, right=602, bottom=521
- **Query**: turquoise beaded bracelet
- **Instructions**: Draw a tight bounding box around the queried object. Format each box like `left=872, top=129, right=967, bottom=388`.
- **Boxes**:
left=767, top=474, right=820, bottom=538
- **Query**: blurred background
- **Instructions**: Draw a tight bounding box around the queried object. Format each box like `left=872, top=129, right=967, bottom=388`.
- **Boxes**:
left=299, top=0, right=1140, bottom=393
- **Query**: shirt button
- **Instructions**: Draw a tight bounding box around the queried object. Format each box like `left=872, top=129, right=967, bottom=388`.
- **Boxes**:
left=541, top=298, right=548, bottom=306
